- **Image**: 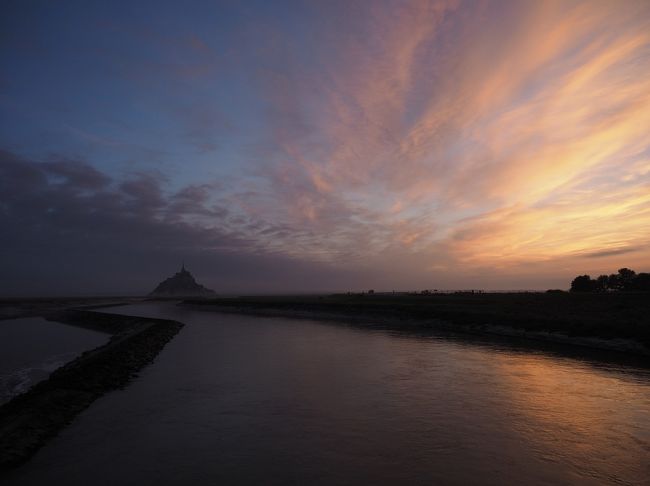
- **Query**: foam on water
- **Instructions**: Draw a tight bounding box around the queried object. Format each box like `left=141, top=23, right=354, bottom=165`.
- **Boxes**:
left=0, top=352, right=77, bottom=404
left=0, top=316, right=108, bottom=404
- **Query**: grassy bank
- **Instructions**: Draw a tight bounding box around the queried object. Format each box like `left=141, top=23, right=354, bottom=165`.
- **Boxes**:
left=0, top=310, right=183, bottom=471
left=184, top=292, right=650, bottom=352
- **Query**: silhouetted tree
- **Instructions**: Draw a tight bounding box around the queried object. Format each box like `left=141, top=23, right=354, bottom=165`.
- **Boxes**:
left=570, top=268, right=649, bottom=292
left=617, top=268, right=637, bottom=291
left=607, top=273, right=621, bottom=291
left=629, top=272, right=650, bottom=291
left=570, top=275, right=596, bottom=292
left=595, top=274, right=610, bottom=292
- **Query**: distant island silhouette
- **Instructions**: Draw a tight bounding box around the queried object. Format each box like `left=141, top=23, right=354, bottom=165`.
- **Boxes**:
left=149, top=264, right=215, bottom=297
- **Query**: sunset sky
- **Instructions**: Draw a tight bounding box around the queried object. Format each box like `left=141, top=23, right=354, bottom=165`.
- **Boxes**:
left=1, top=0, right=649, bottom=295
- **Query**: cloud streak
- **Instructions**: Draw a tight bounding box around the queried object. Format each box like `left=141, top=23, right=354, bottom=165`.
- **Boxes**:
left=1, top=0, right=649, bottom=293
left=235, top=0, right=650, bottom=283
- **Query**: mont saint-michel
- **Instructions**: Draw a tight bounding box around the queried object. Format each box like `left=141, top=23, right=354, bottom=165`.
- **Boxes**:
left=149, top=265, right=215, bottom=298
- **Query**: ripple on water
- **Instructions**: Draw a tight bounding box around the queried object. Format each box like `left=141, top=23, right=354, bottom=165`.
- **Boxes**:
left=3, top=303, right=650, bottom=486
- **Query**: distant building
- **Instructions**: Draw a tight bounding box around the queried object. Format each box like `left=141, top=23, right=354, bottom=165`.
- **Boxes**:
left=149, top=264, right=216, bottom=298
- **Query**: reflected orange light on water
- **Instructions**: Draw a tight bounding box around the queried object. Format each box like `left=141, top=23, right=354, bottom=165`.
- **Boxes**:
left=489, top=353, right=649, bottom=481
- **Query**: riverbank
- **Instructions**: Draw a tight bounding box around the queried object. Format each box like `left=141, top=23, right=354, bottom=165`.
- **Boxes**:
left=183, top=293, right=650, bottom=356
left=0, top=309, right=183, bottom=471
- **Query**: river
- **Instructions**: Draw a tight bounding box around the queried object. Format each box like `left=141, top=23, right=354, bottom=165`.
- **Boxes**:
left=4, top=303, right=649, bottom=485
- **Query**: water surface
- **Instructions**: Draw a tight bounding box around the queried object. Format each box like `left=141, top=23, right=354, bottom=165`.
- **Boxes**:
left=5, top=303, right=649, bottom=485
left=0, top=316, right=108, bottom=404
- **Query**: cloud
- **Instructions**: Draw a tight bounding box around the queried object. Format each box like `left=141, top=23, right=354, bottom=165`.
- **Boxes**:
left=2, top=1, right=650, bottom=293
left=0, top=150, right=377, bottom=296
left=235, top=0, right=650, bottom=281
left=44, top=157, right=111, bottom=189
left=581, top=247, right=641, bottom=259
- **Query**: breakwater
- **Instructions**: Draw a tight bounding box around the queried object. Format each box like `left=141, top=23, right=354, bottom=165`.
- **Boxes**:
left=0, top=309, right=183, bottom=470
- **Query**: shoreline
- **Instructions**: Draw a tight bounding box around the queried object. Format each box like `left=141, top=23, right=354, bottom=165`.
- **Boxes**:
left=0, top=309, right=184, bottom=471
left=181, top=297, right=650, bottom=358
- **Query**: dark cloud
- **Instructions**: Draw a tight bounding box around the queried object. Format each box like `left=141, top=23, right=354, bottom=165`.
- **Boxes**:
left=168, top=183, right=227, bottom=219
left=44, top=157, right=111, bottom=189
left=0, top=150, right=370, bottom=296
left=119, top=173, right=166, bottom=212
left=580, top=247, right=640, bottom=258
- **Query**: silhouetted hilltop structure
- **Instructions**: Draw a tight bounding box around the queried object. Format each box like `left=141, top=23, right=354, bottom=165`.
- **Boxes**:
left=149, top=264, right=215, bottom=298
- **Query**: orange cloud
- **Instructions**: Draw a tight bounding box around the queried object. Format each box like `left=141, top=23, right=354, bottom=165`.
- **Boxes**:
left=231, top=0, right=650, bottom=286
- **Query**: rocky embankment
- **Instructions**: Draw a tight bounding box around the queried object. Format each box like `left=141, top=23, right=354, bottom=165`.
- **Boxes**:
left=0, top=309, right=183, bottom=471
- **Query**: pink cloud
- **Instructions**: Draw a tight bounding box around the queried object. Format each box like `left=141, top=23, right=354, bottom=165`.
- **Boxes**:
left=186, top=0, right=650, bottom=288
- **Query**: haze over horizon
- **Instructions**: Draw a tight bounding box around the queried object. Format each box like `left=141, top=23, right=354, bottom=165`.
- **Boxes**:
left=2, top=0, right=650, bottom=296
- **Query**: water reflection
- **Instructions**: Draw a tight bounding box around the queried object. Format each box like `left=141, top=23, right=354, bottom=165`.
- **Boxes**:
left=6, top=303, right=648, bottom=485
left=488, top=353, right=649, bottom=483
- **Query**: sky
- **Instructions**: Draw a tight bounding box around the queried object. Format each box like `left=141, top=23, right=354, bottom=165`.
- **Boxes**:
left=1, top=0, right=649, bottom=296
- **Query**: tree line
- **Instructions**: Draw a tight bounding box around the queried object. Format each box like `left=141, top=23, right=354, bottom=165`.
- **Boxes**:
left=570, top=268, right=650, bottom=292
